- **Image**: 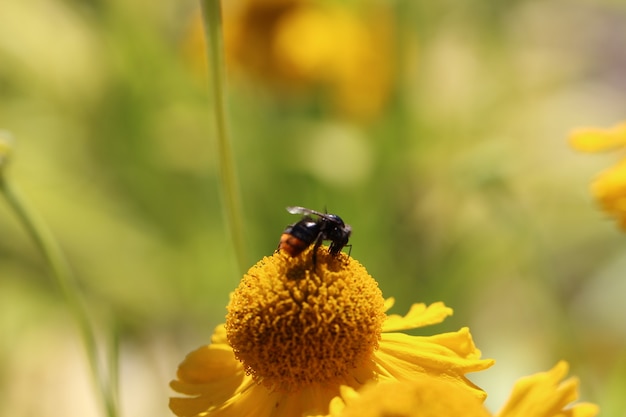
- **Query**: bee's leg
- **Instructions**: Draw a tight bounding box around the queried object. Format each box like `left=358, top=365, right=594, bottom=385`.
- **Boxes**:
left=311, top=234, right=324, bottom=267
left=341, top=244, right=352, bottom=265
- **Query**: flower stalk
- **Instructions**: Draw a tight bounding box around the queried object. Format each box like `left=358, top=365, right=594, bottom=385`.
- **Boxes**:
left=0, top=135, right=119, bottom=417
left=199, top=0, right=248, bottom=275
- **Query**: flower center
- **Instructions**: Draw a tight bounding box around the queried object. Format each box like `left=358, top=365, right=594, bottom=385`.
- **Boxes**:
left=225, top=246, right=385, bottom=393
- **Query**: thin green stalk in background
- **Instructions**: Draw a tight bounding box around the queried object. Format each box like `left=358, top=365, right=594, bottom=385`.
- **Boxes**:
left=199, top=0, right=248, bottom=275
left=0, top=135, right=118, bottom=417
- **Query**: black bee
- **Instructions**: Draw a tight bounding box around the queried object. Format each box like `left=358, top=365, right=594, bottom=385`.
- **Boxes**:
left=278, top=206, right=352, bottom=264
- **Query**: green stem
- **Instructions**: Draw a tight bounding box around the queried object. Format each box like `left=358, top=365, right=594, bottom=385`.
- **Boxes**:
left=199, top=0, right=248, bottom=275
left=0, top=177, right=118, bottom=417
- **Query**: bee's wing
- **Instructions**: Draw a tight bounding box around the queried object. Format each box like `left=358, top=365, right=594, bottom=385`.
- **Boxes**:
left=286, top=206, right=323, bottom=217
left=286, top=206, right=342, bottom=223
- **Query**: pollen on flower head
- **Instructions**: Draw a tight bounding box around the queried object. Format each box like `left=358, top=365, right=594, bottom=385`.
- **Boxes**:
left=225, top=246, right=386, bottom=393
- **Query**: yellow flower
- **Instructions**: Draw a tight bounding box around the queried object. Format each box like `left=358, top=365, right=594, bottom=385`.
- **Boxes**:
left=570, top=122, right=626, bottom=229
left=271, top=5, right=393, bottom=119
left=588, top=158, right=626, bottom=229
left=182, top=0, right=394, bottom=120
left=169, top=247, right=494, bottom=417
left=327, top=361, right=598, bottom=417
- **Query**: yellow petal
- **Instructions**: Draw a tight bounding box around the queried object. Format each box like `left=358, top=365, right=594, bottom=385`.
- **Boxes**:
left=175, top=344, right=244, bottom=385
left=208, top=384, right=281, bottom=417
left=211, top=323, right=228, bottom=344
left=328, top=395, right=347, bottom=417
left=171, top=380, right=285, bottom=417
left=170, top=341, right=249, bottom=416
left=383, top=297, right=395, bottom=312
left=271, top=384, right=339, bottom=417
left=495, top=361, right=599, bottom=417
left=374, top=329, right=494, bottom=400
left=382, top=301, right=454, bottom=332
left=569, top=122, right=626, bottom=153
left=568, top=403, right=601, bottom=417
left=334, top=378, right=491, bottom=417
left=169, top=395, right=218, bottom=417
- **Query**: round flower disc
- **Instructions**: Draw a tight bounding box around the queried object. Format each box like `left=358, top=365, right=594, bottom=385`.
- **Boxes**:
left=226, top=247, right=386, bottom=392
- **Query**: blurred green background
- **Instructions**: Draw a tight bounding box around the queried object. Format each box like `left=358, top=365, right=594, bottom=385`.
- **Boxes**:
left=1, top=0, right=626, bottom=415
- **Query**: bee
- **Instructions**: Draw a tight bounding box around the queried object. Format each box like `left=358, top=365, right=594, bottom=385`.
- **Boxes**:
left=278, top=206, right=352, bottom=264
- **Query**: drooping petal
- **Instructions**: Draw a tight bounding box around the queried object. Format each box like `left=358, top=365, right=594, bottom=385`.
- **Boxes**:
left=207, top=384, right=282, bottom=417
left=382, top=301, right=454, bottom=332
left=175, top=343, right=243, bottom=385
left=330, top=378, right=491, bottom=417
left=570, top=122, right=626, bottom=153
left=495, top=361, right=600, bottom=417
left=169, top=342, right=250, bottom=416
left=269, top=384, right=340, bottom=417
left=373, top=328, right=495, bottom=400
left=169, top=396, right=219, bottom=417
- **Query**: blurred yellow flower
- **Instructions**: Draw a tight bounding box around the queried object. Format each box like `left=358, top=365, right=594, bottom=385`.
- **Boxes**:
left=271, top=5, right=393, bottom=119
left=183, top=0, right=394, bottom=120
left=169, top=246, right=494, bottom=417
left=570, top=122, right=626, bottom=229
left=326, top=361, right=598, bottom=417
left=588, top=159, right=626, bottom=230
